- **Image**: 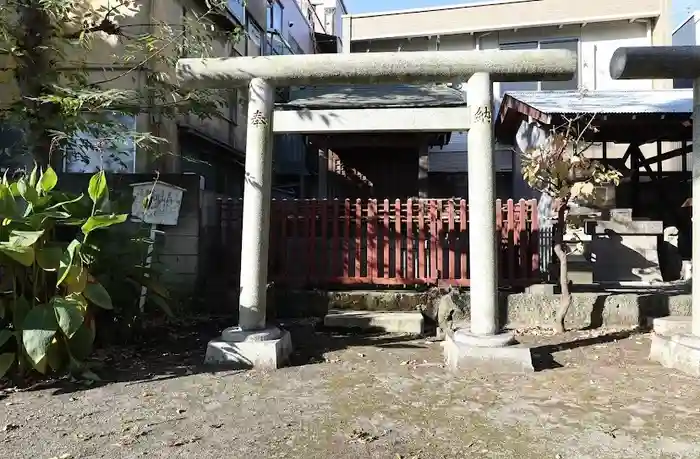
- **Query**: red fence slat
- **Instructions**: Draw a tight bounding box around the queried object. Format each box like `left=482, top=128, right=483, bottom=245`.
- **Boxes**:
left=218, top=198, right=542, bottom=289
left=368, top=199, right=377, bottom=281
left=355, top=199, right=362, bottom=279
left=383, top=199, right=390, bottom=279
left=406, top=199, right=414, bottom=280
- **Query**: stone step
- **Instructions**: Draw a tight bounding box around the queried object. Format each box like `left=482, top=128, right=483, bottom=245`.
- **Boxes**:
left=324, top=310, right=424, bottom=334
left=653, top=316, right=691, bottom=336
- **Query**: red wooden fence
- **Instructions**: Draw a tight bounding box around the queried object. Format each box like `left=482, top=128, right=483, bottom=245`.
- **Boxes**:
left=218, top=198, right=540, bottom=288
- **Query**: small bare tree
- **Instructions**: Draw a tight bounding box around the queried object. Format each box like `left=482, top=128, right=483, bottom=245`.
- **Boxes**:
left=521, top=115, right=622, bottom=333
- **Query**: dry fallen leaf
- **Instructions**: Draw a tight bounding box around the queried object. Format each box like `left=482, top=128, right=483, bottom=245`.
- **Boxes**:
left=348, top=429, right=378, bottom=444
left=168, top=435, right=202, bottom=447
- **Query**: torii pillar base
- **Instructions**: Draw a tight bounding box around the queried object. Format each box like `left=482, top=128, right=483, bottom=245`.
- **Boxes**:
left=443, top=329, right=535, bottom=372
left=205, top=327, right=293, bottom=370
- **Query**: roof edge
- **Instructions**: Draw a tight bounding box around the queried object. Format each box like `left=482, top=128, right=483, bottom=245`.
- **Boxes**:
left=348, top=12, right=660, bottom=41
left=344, top=0, right=531, bottom=19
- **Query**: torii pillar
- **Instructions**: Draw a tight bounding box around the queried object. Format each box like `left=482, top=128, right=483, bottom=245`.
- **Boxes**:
left=610, top=46, right=700, bottom=376
left=177, top=50, right=576, bottom=370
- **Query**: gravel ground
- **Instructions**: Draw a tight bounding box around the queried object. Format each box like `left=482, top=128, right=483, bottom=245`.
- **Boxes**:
left=2, top=320, right=700, bottom=459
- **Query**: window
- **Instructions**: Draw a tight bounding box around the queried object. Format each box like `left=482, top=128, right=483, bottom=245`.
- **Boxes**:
left=267, top=0, right=284, bottom=33
left=499, top=39, right=580, bottom=92
left=64, top=113, right=136, bottom=173
left=498, top=42, right=539, bottom=95
left=540, top=39, right=579, bottom=90
left=247, top=18, right=263, bottom=56
left=228, top=0, right=245, bottom=24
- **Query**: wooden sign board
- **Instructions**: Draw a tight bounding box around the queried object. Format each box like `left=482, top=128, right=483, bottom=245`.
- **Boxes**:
left=130, top=181, right=185, bottom=226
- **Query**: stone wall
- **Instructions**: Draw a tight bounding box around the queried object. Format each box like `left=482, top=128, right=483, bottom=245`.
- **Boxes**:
left=60, top=172, right=205, bottom=300
left=273, top=289, right=691, bottom=330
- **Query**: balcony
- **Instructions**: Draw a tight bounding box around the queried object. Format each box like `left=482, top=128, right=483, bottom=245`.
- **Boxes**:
left=267, top=30, right=304, bottom=55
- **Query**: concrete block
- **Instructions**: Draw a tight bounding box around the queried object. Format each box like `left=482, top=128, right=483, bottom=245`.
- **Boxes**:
left=205, top=329, right=293, bottom=369
left=653, top=316, right=692, bottom=336
left=649, top=333, right=700, bottom=377
left=443, top=331, right=534, bottom=372
left=324, top=310, right=423, bottom=334
left=525, top=283, right=556, bottom=295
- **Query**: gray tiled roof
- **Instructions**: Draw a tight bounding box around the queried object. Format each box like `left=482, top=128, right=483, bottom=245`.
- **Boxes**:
left=278, top=84, right=467, bottom=110
left=502, top=89, right=693, bottom=115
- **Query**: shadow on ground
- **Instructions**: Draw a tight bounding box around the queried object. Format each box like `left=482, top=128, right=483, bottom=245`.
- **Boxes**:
left=0, top=316, right=419, bottom=397
left=529, top=327, right=644, bottom=371
left=1, top=313, right=646, bottom=397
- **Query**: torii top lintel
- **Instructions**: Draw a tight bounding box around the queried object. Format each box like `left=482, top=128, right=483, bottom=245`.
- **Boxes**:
left=610, top=46, right=700, bottom=80
left=176, top=49, right=577, bottom=89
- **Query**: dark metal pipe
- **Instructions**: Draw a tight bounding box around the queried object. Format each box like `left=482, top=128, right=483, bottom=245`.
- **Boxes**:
left=610, top=46, right=700, bottom=80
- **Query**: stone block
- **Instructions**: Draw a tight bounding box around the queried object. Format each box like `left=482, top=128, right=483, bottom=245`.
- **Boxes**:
left=649, top=333, right=700, bottom=377
left=525, top=283, right=556, bottom=295
left=443, top=330, right=534, bottom=372
left=205, top=328, right=293, bottom=369
left=324, top=310, right=423, bottom=334
left=653, top=316, right=692, bottom=336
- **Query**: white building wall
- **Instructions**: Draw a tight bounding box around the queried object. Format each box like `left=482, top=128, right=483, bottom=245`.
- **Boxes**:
left=672, top=11, right=699, bottom=89
left=426, top=21, right=656, bottom=176
left=350, top=20, right=674, bottom=197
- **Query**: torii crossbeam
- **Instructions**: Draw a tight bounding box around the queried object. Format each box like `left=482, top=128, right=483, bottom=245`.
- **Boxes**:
left=177, top=49, right=576, bottom=370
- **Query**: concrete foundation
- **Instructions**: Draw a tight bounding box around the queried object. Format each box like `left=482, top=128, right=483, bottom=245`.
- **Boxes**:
left=653, top=316, right=692, bottom=335
left=324, top=310, right=424, bottom=334
left=205, top=327, right=293, bottom=369
left=278, top=289, right=692, bottom=329
left=649, top=333, right=700, bottom=377
left=443, top=329, right=534, bottom=372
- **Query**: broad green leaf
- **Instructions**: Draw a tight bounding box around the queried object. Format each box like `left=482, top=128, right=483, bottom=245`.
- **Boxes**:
left=16, top=177, right=38, bottom=204
left=46, top=193, right=85, bottom=211
left=8, top=229, right=44, bottom=247
left=88, top=170, right=108, bottom=205
left=28, top=164, right=38, bottom=188
left=37, top=166, right=58, bottom=193
left=68, top=320, right=94, bottom=361
left=80, top=214, right=128, bottom=235
left=12, top=297, right=30, bottom=330
left=22, top=305, right=59, bottom=366
left=46, top=339, right=65, bottom=372
left=25, top=211, right=71, bottom=229
left=0, top=352, right=14, bottom=378
left=83, top=281, right=113, bottom=310
left=53, top=296, right=85, bottom=339
left=0, top=329, right=13, bottom=348
left=149, top=294, right=174, bottom=318
left=0, top=184, right=16, bottom=217
left=37, top=246, right=62, bottom=271
left=0, top=242, right=34, bottom=266
left=57, top=239, right=81, bottom=287
left=66, top=264, right=87, bottom=294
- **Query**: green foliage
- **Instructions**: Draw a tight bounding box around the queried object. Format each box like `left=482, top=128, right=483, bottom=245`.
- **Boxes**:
left=0, top=0, right=243, bottom=168
left=0, top=164, right=167, bottom=380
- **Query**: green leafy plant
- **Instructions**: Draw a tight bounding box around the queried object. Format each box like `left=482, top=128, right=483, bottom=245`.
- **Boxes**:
left=0, top=165, right=129, bottom=380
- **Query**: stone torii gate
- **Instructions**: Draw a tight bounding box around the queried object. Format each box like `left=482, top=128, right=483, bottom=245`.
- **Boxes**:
left=610, top=45, right=700, bottom=376
left=177, top=50, right=576, bottom=369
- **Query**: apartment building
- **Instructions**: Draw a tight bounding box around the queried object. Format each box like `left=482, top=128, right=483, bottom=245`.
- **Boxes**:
left=340, top=0, right=674, bottom=197
left=672, top=10, right=700, bottom=89
left=0, top=0, right=346, bottom=198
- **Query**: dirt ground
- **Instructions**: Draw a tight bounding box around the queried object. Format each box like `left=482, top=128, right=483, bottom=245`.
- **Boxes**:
left=2, top=319, right=700, bottom=459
